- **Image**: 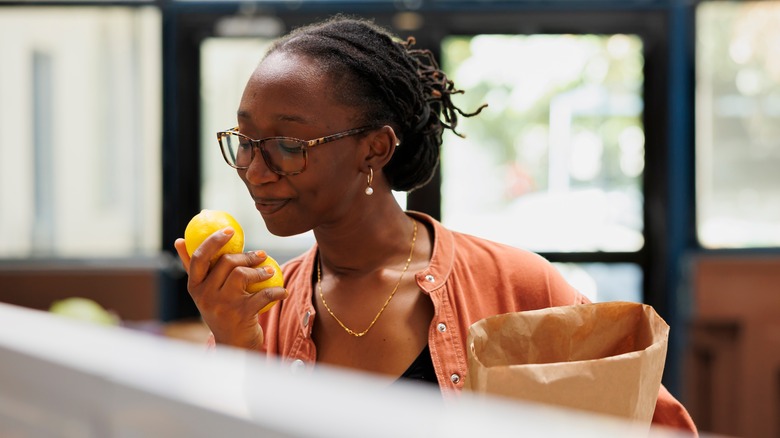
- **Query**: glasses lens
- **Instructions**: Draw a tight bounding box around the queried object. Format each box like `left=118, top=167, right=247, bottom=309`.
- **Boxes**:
left=262, top=138, right=306, bottom=174
left=220, top=133, right=253, bottom=168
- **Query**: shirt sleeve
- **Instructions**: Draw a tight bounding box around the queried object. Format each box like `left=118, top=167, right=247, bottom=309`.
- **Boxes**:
left=543, top=256, right=591, bottom=307
left=652, top=385, right=699, bottom=435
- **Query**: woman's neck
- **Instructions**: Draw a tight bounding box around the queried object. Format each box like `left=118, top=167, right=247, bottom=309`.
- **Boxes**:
left=313, top=196, right=415, bottom=277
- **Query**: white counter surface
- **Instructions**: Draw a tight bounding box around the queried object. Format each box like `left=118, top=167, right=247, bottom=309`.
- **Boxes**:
left=0, top=302, right=695, bottom=437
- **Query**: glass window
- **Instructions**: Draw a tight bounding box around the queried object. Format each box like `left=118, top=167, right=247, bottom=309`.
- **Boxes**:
left=696, top=2, right=780, bottom=249
left=440, top=34, right=646, bottom=253
left=0, top=7, right=161, bottom=258
left=554, top=262, right=643, bottom=304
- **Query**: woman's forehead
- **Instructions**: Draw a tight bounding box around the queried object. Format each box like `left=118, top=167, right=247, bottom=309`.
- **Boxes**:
left=238, top=53, right=354, bottom=128
left=245, top=55, right=324, bottom=100
left=255, top=51, right=323, bottom=80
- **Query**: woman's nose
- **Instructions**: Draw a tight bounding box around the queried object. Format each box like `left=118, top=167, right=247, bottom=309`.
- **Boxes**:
left=244, top=148, right=280, bottom=184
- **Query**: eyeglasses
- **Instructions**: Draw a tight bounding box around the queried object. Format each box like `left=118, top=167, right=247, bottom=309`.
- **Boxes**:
left=217, top=126, right=379, bottom=175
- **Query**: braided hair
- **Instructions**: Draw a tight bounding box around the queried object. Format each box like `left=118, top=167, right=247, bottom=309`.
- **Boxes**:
left=264, top=15, right=486, bottom=192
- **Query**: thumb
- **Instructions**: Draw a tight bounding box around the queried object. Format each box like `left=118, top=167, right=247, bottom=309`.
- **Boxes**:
left=248, top=286, right=289, bottom=313
left=174, top=238, right=191, bottom=272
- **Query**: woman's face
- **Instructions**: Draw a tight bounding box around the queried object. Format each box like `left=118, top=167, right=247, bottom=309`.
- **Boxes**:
left=236, top=51, right=367, bottom=236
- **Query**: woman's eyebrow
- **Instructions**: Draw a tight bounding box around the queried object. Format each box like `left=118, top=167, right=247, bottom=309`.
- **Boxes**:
left=236, top=109, right=310, bottom=125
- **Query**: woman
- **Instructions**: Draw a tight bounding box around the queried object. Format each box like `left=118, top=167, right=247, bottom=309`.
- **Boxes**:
left=174, top=15, right=697, bottom=434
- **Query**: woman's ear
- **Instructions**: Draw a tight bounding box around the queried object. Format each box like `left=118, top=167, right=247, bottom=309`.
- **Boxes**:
left=361, top=125, right=399, bottom=170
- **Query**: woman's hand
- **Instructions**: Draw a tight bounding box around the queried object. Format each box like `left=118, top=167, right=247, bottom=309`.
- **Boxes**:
left=173, top=228, right=288, bottom=350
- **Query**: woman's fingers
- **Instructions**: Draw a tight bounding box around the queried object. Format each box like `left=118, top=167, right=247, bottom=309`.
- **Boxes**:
left=210, top=250, right=266, bottom=286
left=228, top=262, right=288, bottom=303
left=187, top=227, right=235, bottom=284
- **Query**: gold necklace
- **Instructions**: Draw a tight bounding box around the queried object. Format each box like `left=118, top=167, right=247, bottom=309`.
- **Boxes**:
left=317, top=219, right=418, bottom=337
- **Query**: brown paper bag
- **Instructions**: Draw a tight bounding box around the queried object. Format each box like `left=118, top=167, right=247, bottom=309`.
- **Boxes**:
left=464, top=301, right=669, bottom=424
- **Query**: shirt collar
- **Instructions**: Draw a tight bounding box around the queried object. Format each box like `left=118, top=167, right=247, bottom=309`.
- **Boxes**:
left=407, top=211, right=454, bottom=294
left=292, top=210, right=455, bottom=297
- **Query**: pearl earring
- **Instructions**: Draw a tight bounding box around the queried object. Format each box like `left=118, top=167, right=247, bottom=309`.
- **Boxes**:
left=365, top=168, right=374, bottom=196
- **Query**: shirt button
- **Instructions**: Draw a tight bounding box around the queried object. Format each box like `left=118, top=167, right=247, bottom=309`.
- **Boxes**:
left=291, top=359, right=306, bottom=373
left=302, top=311, right=311, bottom=327
left=437, top=323, right=447, bottom=332
left=425, top=274, right=435, bottom=283
left=450, top=373, right=460, bottom=384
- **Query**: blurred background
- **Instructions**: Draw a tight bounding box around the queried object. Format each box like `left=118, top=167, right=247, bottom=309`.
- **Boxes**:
left=0, top=1, right=778, bottom=436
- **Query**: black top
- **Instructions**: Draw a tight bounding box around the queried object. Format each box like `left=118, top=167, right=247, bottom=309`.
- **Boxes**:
left=398, top=344, right=438, bottom=385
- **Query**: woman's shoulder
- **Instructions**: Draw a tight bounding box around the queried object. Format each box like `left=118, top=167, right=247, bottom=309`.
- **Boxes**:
left=450, top=231, right=588, bottom=307
left=452, top=228, right=543, bottom=259
left=449, top=229, right=560, bottom=281
left=410, top=212, right=585, bottom=305
left=414, top=211, right=550, bottom=268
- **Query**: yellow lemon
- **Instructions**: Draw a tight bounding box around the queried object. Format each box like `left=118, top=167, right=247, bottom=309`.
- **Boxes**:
left=248, top=255, right=285, bottom=314
left=184, top=209, right=245, bottom=265
left=184, top=209, right=283, bottom=314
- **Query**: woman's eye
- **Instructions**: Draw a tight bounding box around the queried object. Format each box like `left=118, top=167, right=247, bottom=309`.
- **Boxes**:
left=276, top=139, right=304, bottom=154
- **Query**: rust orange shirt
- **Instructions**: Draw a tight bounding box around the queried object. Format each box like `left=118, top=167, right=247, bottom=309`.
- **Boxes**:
left=254, top=211, right=697, bottom=434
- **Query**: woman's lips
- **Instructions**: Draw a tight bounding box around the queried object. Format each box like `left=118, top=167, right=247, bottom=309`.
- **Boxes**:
left=254, top=199, right=289, bottom=215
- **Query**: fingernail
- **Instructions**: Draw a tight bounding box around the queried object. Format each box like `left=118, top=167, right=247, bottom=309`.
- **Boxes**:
left=263, top=266, right=274, bottom=275
left=254, top=250, right=266, bottom=258
left=222, top=227, right=234, bottom=236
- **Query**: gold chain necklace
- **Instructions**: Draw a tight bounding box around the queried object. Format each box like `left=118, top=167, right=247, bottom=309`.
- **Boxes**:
left=317, top=219, right=418, bottom=337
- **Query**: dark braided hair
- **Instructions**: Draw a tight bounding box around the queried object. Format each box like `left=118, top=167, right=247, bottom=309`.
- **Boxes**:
left=263, top=15, right=486, bottom=192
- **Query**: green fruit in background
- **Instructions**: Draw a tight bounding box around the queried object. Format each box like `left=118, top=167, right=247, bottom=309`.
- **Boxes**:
left=49, top=297, right=119, bottom=326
